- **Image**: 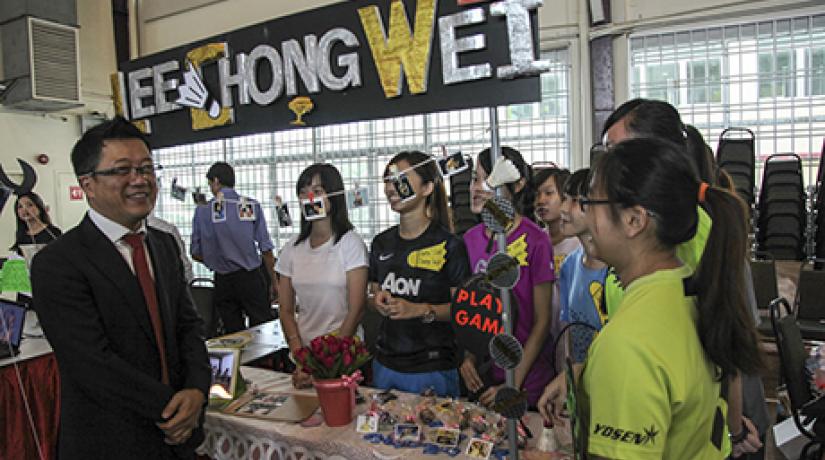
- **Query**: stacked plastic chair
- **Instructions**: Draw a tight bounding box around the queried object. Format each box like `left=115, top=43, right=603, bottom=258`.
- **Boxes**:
left=756, top=153, right=807, bottom=260
left=815, top=139, right=825, bottom=264
left=716, top=128, right=756, bottom=209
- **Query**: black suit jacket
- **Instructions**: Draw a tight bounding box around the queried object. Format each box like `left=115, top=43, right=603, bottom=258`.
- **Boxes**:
left=31, top=215, right=211, bottom=460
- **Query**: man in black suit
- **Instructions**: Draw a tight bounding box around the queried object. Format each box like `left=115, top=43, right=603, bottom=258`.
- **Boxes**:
left=31, top=117, right=211, bottom=459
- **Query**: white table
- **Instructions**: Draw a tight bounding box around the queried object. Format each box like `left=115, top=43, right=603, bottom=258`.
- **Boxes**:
left=239, top=319, right=288, bottom=364
left=197, top=367, right=556, bottom=460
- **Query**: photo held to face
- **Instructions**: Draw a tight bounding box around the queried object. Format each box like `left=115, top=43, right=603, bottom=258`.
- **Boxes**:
left=462, top=146, right=555, bottom=409
left=276, top=163, right=368, bottom=390
left=368, top=151, right=470, bottom=397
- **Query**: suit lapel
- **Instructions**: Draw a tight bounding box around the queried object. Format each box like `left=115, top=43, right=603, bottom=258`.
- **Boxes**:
left=79, top=216, right=157, bottom=346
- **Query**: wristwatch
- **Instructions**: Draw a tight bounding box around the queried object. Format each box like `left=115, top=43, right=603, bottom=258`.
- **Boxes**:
left=422, top=305, right=436, bottom=324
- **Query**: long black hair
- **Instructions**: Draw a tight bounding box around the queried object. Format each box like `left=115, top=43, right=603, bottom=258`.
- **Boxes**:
left=13, top=192, right=53, bottom=243
left=478, top=146, right=535, bottom=218
left=385, top=151, right=452, bottom=232
left=602, top=98, right=717, bottom=185
left=294, top=163, right=354, bottom=246
left=591, top=138, right=762, bottom=379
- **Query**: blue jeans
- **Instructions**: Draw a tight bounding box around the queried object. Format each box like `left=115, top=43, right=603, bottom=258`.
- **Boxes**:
left=372, top=360, right=460, bottom=397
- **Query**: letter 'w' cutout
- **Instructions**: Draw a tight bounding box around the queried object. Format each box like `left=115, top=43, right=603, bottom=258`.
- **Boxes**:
left=358, top=0, right=436, bottom=98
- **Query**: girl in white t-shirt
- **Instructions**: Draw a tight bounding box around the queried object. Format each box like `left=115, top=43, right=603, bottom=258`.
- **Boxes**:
left=275, top=163, right=369, bottom=388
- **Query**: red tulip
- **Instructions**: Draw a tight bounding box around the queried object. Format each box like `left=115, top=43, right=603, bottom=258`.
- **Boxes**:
left=311, top=340, right=324, bottom=357
left=342, top=350, right=353, bottom=367
left=322, top=356, right=335, bottom=368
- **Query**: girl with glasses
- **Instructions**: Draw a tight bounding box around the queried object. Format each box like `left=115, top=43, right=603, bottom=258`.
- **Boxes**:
left=576, top=138, right=762, bottom=459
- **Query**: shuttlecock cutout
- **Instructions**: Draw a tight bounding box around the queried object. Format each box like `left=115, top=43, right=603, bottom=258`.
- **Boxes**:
left=176, top=63, right=222, bottom=119
left=485, top=157, right=520, bottom=190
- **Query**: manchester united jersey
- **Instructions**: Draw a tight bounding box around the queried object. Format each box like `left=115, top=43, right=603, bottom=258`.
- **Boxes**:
left=369, top=223, right=470, bottom=373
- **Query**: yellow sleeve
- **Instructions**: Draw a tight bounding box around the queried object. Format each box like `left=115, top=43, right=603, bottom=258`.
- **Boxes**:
left=584, top=336, right=671, bottom=460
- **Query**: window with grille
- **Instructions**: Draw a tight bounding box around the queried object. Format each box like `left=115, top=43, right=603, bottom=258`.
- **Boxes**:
left=630, top=13, right=825, bottom=188
left=154, top=50, right=571, bottom=277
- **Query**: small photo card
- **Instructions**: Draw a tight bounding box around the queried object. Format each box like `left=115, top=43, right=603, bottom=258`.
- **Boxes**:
left=212, top=200, right=227, bottom=223
left=275, top=196, right=292, bottom=227
left=346, top=186, right=369, bottom=209
left=356, top=414, right=379, bottom=433
left=437, top=152, right=468, bottom=178
left=192, top=189, right=207, bottom=206
left=394, top=423, right=421, bottom=442
left=465, top=438, right=494, bottom=459
left=301, top=196, right=327, bottom=221
left=431, top=427, right=460, bottom=447
left=237, top=198, right=256, bottom=221
left=170, top=178, right=187, bottom=202
left=393, top=173, right=416, bottom=203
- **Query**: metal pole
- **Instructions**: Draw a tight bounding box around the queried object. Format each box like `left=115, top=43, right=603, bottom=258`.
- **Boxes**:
left=489, top=106, right=519, bottom=460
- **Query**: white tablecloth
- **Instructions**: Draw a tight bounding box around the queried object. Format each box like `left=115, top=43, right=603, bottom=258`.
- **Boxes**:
left=197, top=367, right=554, bottom=460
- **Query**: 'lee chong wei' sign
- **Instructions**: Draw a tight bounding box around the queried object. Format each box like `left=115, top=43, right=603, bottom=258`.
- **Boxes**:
left=114, top=0, right=547, bottom=148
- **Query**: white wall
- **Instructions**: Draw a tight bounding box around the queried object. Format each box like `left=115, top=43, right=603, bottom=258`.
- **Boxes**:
left=0, top=0, right=117, bottom=251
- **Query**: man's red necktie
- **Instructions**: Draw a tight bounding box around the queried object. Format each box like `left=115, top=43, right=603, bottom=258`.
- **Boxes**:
left=123, top=233, right=169, bottom=385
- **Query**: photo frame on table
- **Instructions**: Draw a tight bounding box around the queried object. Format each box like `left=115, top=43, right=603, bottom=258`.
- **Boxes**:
left=224, top=391, right=319, bottom=422
left=207, top=347, right=241, bottom=401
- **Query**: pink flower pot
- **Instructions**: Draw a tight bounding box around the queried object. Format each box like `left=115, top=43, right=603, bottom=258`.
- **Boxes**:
left=313, top=378, right=355, bottom=427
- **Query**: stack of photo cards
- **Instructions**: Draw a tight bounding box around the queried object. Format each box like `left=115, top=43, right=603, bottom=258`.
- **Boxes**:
left=224, top=391, right=319, bottom=422
left=356, top=414, right=379, bottom=433
left=429, top=427, right=460, bottom=447
left=394, top=424, right=421, bottom=442
left=465, top=438, right=494, bottom=460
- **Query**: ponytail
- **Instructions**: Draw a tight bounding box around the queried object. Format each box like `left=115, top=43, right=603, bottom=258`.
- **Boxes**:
left=695, top=186, right=764, bottom=379
left=684, top=124, right=717, bottom=186
left=596, top=139, right=763, bottom=380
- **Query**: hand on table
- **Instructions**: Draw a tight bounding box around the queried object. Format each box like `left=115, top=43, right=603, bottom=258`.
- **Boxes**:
left=479, top=384, right=502, bottom=407
left=292, top=368, right=313, bottom=389
left=157, top=388, right=205, bottom=445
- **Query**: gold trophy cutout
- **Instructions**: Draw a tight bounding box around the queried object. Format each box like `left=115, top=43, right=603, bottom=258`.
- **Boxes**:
left=288, top=96, right=314, bottom=126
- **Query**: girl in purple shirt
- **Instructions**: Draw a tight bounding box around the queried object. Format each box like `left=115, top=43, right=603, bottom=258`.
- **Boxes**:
left=460, top=146, right=555, bottom=407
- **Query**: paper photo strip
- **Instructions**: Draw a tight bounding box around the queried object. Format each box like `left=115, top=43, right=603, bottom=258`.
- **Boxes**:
left=170, top=178, right=188, bottom=202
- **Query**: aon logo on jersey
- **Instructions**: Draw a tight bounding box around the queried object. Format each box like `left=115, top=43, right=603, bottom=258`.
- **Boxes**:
left=382, top=272, right=421, bottom=296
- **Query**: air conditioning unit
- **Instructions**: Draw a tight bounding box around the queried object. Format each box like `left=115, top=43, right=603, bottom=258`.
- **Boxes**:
left=1, top=16, right=82, bottom=111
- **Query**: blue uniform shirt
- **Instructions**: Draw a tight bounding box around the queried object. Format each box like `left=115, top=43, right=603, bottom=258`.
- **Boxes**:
left=190, top=187, right=274, bottom=274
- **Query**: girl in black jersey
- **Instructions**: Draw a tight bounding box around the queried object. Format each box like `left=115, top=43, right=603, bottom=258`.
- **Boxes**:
left=368, top=150, right=470, bottom=397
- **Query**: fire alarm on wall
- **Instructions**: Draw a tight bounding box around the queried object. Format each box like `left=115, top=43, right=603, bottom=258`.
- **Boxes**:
left=36, top=153, right=49, bottom=165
